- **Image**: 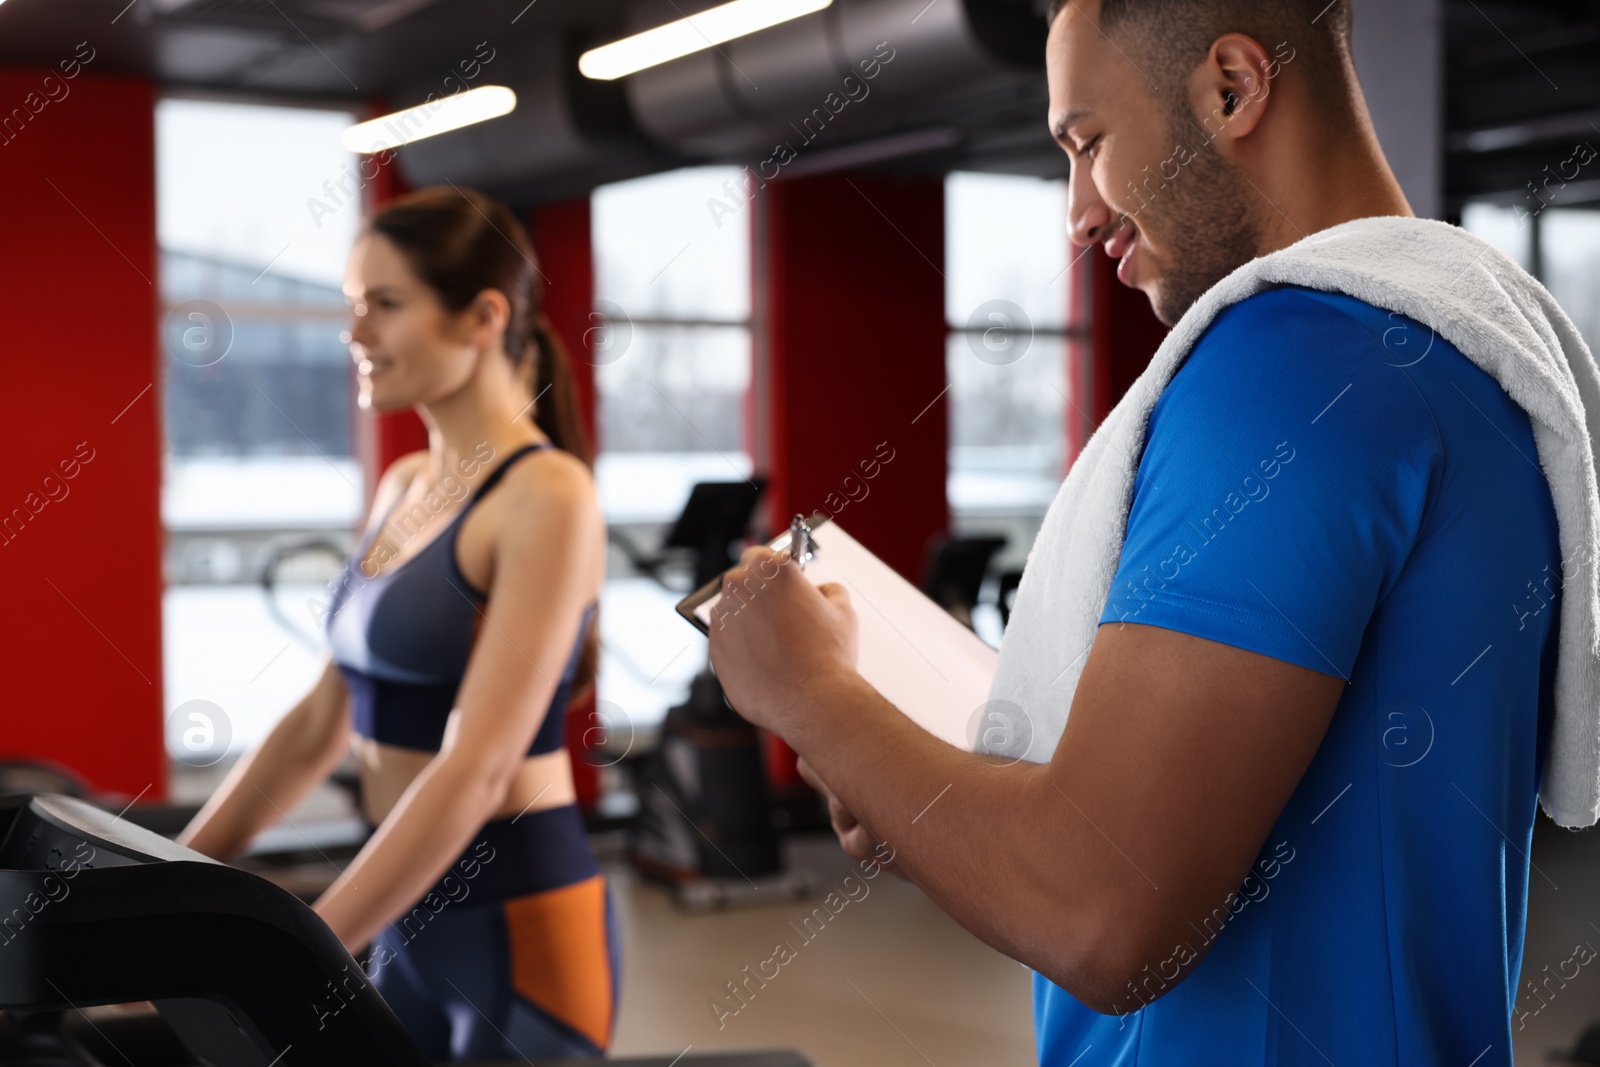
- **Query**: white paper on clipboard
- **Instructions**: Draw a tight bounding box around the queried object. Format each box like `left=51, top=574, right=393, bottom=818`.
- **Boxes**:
left=692, top=519, right=998, bottom=751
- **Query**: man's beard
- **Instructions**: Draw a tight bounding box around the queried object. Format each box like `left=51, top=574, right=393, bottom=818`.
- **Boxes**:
left=1132, top=120, right=1263, bottom=327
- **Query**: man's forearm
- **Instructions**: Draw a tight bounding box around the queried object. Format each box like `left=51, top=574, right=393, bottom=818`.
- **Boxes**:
left=779, top=671, right=1112, bottom=992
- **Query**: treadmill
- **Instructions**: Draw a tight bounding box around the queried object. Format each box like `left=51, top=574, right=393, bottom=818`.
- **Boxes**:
left=0, top=792, right=809, bottom=1067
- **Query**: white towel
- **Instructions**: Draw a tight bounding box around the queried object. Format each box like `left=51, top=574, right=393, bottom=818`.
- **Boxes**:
left=985, top=215, right=1600, bottom=828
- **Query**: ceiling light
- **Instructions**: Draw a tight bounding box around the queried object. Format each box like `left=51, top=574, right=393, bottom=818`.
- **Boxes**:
left=341, top=86, right=516, bottom=154
left=579, top=0, right=833, bottom=81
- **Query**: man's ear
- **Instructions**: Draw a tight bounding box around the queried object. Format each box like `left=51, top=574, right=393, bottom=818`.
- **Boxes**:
left=1188, top=33, right=1274, bottom=144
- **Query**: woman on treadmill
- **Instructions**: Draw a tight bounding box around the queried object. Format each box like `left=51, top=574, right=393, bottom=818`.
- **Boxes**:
left=178, top=186, right=616, bottom=1062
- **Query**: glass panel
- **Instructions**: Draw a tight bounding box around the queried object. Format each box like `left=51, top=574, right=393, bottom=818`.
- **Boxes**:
left=592, top=165, right=751, bottom=322
left=163, top=586, right=332, bottom=759
left=157, top=98, right=361, bottom=773
left=945, top=170, right=1071, bottom=592
left=946, top=333, right=1067, bottom=516
left=157, top=99, right=361, bottom=288
left=590, top=169, right=755, bottom=735
left=1541, top=207, right=1600, bottom=355
left=594, top=323, right=753, bottom=523
left=946, top=171, right=1070, bottom=332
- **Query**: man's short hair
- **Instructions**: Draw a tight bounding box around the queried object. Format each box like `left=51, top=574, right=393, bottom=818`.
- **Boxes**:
left=1048, top=0, right=1355, bottom=117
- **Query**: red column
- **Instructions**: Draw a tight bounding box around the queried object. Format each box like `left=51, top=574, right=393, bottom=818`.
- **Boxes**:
left=0, top=71, right=162, bottom=800
left=754, top=171, right=948, bottom=789
left=529, top=197, right=602, bottom=812
left=1087, top=246, right=1167, bottom=427
left=530, top=198, right=598, bottom=444
left=756, top=173, right=949, bottom=574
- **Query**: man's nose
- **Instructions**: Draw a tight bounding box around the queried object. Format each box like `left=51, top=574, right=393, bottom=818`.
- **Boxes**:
left=1067, top=161, right=1113, bottom=247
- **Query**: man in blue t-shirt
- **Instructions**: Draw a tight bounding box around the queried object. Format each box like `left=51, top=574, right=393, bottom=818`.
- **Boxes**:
left=705, top=0, right=1565, bottom=1063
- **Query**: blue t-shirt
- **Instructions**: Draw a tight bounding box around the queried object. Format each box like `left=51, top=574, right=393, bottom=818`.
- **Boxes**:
left=1035, top=287, right=1561, bottom=1065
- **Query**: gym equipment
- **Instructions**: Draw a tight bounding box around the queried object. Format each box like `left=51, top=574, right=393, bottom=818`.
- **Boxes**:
left=617, top=481, right=809, bottom=904
left=632, top=674, right=815, bottom=912
left=920, top=534, right=1008, bottom=631
left=0, top=760, right=92, bottom=800
left=608, top=480, right=768, bottom=591
left=0, top=792, right=811, bottom=1067
left=996, top=570, right=1024, bottom=629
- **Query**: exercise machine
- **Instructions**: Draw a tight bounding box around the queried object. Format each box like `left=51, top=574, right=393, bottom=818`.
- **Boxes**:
left=0, top=792, right=810, bottom=1067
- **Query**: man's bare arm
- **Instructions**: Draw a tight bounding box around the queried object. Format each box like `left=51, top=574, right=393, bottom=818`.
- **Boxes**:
left=710, top=549, right=1342, bottom=1012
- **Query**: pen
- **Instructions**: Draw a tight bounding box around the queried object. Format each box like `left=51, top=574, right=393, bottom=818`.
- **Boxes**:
left=788, top=513, right=816, bottom=569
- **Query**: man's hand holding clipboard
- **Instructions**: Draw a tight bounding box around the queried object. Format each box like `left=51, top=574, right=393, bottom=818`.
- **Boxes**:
left=677, top=513, right=1000, bottom=751
left=694, top=513, right=892, bottom=872
left=680, top=512, right=1001, bottom=873
left=700, top=514, right=860, bottom=742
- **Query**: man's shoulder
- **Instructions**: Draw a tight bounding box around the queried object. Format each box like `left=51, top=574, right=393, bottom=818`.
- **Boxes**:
left=1195, top=285, right=1438, bottom=363
left=1149, top=286, right=1449, bottom=469
left=1172, top=285, right=1464, bottom=406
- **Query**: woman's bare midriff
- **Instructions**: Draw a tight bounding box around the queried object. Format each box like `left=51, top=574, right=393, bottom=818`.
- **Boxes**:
left=355, top=734, right=576, bottom=826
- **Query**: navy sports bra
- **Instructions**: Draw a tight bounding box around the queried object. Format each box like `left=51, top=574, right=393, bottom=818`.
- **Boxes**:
left=323, top=442, right=597, bottom=755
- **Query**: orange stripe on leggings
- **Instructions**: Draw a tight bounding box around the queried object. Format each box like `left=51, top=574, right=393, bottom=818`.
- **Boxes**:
left=502, top=874, right=613, bottom=1049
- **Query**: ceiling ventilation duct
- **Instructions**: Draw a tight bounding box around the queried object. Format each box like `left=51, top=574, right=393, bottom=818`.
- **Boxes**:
left=393, top=34, right=652, bottom=194
left=624, top=0, right=1043, bottom=159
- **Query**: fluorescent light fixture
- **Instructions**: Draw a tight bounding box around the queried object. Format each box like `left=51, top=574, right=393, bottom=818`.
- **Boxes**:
left=341, top=86, right=516, bottom=154
left=579, top=0, right=833, bottom=80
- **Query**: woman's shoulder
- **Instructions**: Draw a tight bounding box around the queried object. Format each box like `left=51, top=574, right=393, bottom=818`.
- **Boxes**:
left=383, top=450, right=430, bottom=486
left=488, top=446, right=604, bottom=587
left=362, top=451, right=429, bottom=527
left=498, top=444, right=597, bottom=513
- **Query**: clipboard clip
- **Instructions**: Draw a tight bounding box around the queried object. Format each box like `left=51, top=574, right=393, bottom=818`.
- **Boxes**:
left=674, top=511, right=831, bottom=635
left=787, top=513, right=817, bottom=570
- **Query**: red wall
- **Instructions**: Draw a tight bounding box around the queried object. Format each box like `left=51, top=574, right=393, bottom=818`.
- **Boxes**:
left=756, top=173, right=949, bottom=581
left=1063, top=218, right=1168, bottom=466
left=1088, top=245, right=1167, bottom=426
left=0, top=71, right=163, bottom=801
left=530, top=198, right=598, bottom=447
left=755, top=172, right=948, bottom=792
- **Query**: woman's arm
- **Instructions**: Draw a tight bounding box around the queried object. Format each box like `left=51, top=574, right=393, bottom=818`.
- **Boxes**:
left=312, top=451, right=605, bottom=953
left=178, top=657, right=352, bottom=862
left=178, top=453, right=425, bottom=862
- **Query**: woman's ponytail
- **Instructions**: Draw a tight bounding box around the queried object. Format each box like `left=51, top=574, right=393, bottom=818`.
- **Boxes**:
left=526, top=310, right=593, bottom=470
left=525, top=309, right=600, bottom=697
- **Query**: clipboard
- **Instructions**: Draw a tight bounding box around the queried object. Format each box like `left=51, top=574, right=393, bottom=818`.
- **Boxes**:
left=676, top=513, right=998, bottom=751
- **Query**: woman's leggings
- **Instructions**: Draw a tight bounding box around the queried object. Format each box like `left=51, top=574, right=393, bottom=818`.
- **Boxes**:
left=364, top=804, right=622, bottom=1062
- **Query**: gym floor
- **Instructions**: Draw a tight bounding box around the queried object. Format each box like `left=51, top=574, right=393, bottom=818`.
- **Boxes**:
left=606, top=835, right=1035, bottom=1066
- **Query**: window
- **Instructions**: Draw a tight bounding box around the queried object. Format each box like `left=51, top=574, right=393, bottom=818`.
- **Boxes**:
left=1460, top=202, right=1532, bottom=271
left=1542, top=207, right=1600, bottom=355
left=944, top=171, right=1072, bottom=566
left=591, top=166, right=753, bottom=523
left=589, top=166, right=754, bottom=735
left=1463, top=201, right=1600, bottom=354
left=157, top=98, right=361, bottom=786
